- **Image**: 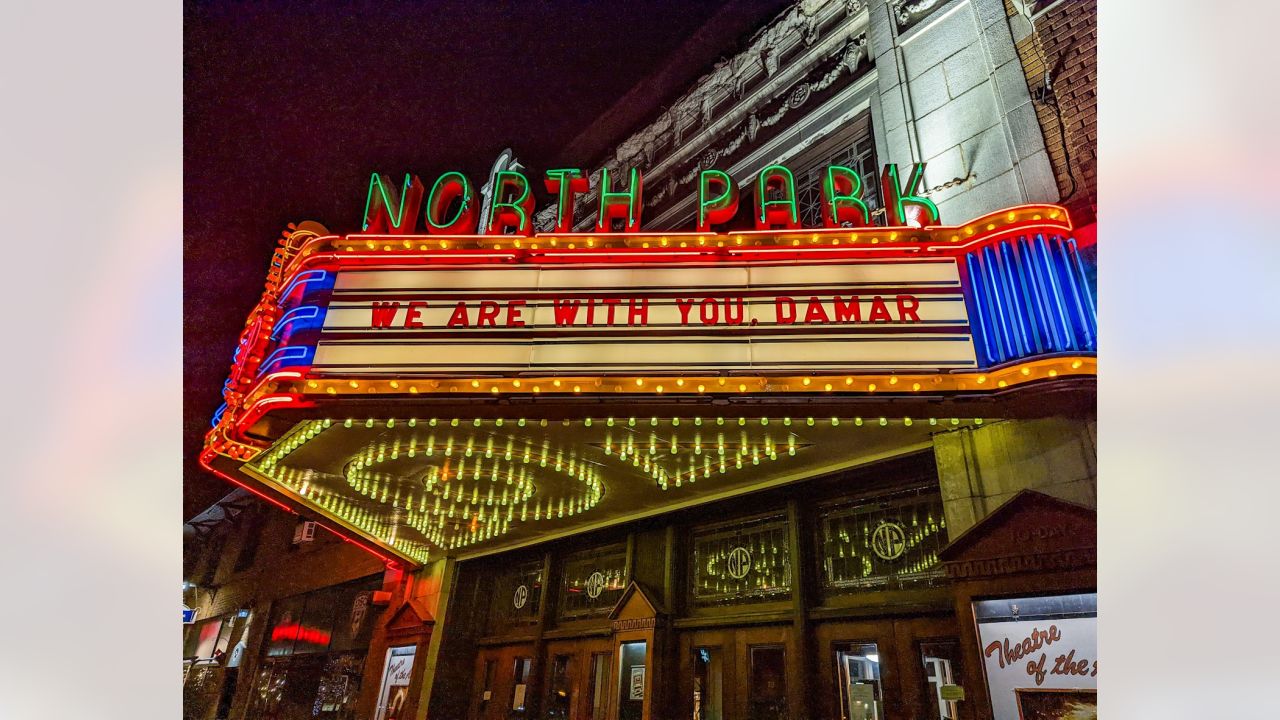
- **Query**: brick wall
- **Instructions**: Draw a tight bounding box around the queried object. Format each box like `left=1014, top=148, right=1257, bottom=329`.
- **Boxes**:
left=1009, top=0, right=1097, bottom=226
left=185, top=506, right=388, bottom=620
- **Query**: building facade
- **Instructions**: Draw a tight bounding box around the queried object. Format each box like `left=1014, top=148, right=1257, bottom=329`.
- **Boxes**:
left=186, top=2, right=1098, bottom=719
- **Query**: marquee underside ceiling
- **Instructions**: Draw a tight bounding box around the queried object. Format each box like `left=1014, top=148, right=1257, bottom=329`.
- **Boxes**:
left=243, top=412, right=993, bottom=563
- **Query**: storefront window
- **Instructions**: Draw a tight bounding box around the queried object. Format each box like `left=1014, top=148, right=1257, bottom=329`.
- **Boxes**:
left=973, top=593, right=1097, bottom=720
left=249, top=575, right=383, bottom=719
left=265, top=594, right=307, bottom=657
left=817, top=485, right=947, bottom=593
left=314, top=653, right=366, bottom=717
left=559, top=544, right=627, bottom=620
left=488, top=559, right=543, bottom=632
left=834, top=642, right=882, bottom=720
left=691, top=647, right=724, bottom=720
left=182, top=663, right=223, bottom=720
left=191, top=616, right=224, bottom=660
left=747, top=645, right=787, bottom=720
left=691, top=512, right=791, bottom=606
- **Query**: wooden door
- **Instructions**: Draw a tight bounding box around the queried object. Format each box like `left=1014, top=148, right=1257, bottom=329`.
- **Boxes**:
left=543, top=637, right=613, bottom=720
left=676, top=624, right=795, bottom=720
left=470, top=644, right=536, bottom=720
left=813, top=616, right=967, bottom=720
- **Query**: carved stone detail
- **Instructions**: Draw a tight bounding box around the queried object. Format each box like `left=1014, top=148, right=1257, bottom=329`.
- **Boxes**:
left=546, top=1, right=871, bottom=229
left=894, top=0, right=947, bottom=30
left=787, top=83, right=811, bottom=109
left=611, top=616, right=659, bottom=632
left=943, top=548, right=1097, bottom=579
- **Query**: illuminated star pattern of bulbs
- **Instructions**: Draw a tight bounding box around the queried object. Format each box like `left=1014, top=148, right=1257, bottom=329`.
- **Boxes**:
left=597, top=415, right=808, bottom=490
left=248, top=414, right=988, bottom=563
left=251, top=417, right=606, bottom=554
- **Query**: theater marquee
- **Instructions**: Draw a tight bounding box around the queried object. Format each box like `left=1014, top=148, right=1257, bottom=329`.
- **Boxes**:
left=315, top=258, right=977, bottom=375
left=201, top=161, right=1096, bottom=564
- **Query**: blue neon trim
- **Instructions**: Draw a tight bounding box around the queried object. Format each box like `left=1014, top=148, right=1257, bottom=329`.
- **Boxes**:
left=259, top=345, right=313, bottom=374
left=1034, top=234, right=1073, bottom=351
left=1028, top=236, right=1065, bottom=352
left=278, top=270, right=330, bottom=307
left=271, top=306, right=323, bottom=341
left=1013, top=237, right=1047, bottom=355
left=1051, top=237, right=1094, bottom=352
left=1067, top=238, right=1098, bottom=348
left=1009, top=239, right=1041, bottom=355
left=996, top=241, right=1029, bottom=357
left=982, top=245, right=1014, bottom=362
left=965, top=255, right=997, bottom=365
left=980, top=248, right=1008, bottom=362
left=1018, top=235, right=1049, bottom=353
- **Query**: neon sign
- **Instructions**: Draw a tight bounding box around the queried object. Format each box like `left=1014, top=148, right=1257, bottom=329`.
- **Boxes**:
left=200, top=151, right=1096, bottom=570
left=363, top=163, right=940, bottom=235
left=313, top=258, right=977, bottom=376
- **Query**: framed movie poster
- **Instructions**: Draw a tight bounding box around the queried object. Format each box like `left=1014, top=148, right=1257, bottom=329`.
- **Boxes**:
left=1014, top=688, right=1097, bottom=720
left=629, top=665, right=645, bottom=701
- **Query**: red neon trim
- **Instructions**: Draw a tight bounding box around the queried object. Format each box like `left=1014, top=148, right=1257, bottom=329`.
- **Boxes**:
left=315, top=522, right=401, bottom=567
left=230, top=394, right=313, bottom=445
left=282, top=222, right=1074, bottom=275
left=198, top=453, right=295, bottom=514
left=197, top=450, right=404, bottom=568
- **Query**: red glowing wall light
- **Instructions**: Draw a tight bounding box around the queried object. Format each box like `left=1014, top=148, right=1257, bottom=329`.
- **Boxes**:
left=270, top=622, right=331, bottom=646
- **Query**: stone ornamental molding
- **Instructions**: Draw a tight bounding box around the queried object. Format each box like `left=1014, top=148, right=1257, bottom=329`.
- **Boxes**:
left=611, top=616, right=660, bottom=632
left=534, top=0, right=871, bottom=232
left=893, top=0, right=948, bottom=33
left=943, top=548, right=1097, bottom=579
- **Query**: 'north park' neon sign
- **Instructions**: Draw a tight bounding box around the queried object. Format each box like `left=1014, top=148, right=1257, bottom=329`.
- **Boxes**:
left=362, top=163, right=941, bottom=236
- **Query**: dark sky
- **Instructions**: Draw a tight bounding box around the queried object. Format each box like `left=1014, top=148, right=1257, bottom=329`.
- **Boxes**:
left=183, top=0, right=791, bottom=518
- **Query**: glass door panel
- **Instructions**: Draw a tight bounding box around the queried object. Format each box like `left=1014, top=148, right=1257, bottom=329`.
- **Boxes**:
left=835, top=642, right=883, bottom=720
left=546, top=654, right=573, bottom=719
left=691, top=647, right=723, bottom=720
left=510, top=656, right=532, bottom=719
left=617, top=641, right=647, bottom=720
left=586, top=652, right=610, bottom=720
left=920, top=640, right=963, bottom=720
left=747, top=645, right=787, bottom=720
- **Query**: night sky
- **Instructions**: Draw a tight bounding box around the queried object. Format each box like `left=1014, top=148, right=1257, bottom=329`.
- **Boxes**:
left=183, top=0, right=792, bottom=518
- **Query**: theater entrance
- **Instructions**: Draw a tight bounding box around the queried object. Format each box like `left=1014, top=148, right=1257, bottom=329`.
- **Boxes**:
left=813, top=617, right=969, bottom=720
left=469, top=643, right=536, bottom=720
left=676, top=624, right=795, bottom=720
left=541, top=635, right=613, bottom=720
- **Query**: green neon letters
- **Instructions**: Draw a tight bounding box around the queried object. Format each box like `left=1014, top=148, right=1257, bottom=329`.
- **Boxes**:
left=593, top=166, right=645, bottom=230
left=363, top=173, right=425, bottom=234
left=821, top=165, right=870, bottom=227
left=754, top=165, right=801, bottom=230
left=544, top=169, right=590, bottom=233
left=425, top=171, right=477, bottom=234
left=357, top=162, right=940, bottom=235
left=486, top=170, right=535, bottom=236
left=596, top=167, right=643, bottom=233
left=697, top=169, right=739, bottom=232
left=880, top=163, right=940, bottom=228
